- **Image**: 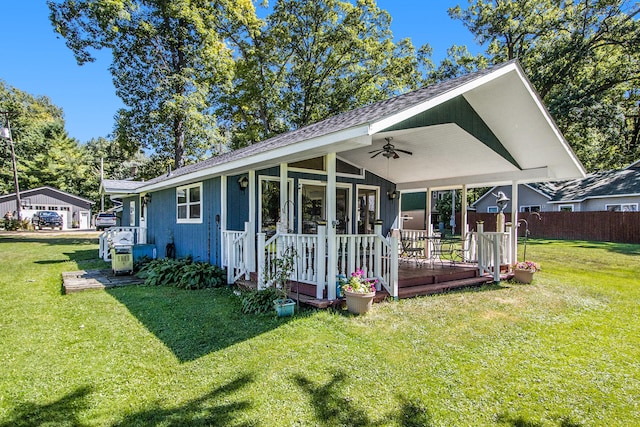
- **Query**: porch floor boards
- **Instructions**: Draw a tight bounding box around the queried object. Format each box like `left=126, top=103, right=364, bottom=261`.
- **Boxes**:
left=236, top=262, right=505, bottom=309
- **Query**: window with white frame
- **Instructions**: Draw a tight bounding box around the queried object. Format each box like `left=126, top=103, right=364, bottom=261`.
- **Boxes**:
left=129, top=201, right=136, bottom=225
left=606, top=203, right=638, bottom=212
left=176, top=183, right=202, bottom=223
left=559, top=204, right=574, bottom=212
left=520, top=205, right=541, bottom=213
left=487, top=206, right=499, bottom=213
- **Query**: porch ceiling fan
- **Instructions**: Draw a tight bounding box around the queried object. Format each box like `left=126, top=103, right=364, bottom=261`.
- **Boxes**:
left=369, top=137, right=413, bottom=159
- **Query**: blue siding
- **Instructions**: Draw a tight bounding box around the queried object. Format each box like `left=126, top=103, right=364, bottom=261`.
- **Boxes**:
left=227, top=174, right=250, bottom=231
left=146, top=178, right=222, bottom=265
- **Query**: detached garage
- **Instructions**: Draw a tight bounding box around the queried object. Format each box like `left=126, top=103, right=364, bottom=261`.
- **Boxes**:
left=0, top=186, right=94, bottom=230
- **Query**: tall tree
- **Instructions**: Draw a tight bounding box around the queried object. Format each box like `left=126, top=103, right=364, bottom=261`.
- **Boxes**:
left=448, top=0, right=640, bottom=171
left=218, top=0, right=423, bottom=148
left=0, top=81, right=66, bottom=194
left=49, top=0, right=260, bottom=168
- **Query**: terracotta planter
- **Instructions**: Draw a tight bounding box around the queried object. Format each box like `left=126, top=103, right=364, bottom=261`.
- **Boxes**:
left=344, top=290, right=375, bottom=315
left=513, top=269, right=535, bottom=284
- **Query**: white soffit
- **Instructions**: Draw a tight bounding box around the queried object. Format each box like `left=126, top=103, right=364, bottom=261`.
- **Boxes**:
left=464, top=69, right=585, bottom=180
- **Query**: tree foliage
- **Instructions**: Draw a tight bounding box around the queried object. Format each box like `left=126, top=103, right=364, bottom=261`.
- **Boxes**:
left=218, top=0, right=424, bottom=148
left=448, top=0, right=640, bottom=171
left=49, top=0, right=260, bottom=168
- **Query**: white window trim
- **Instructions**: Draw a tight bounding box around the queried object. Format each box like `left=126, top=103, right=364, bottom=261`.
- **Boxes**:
left=356, top=184, right=380, bottom=235
left=176, top=182, right=203, bottom=224
left=287, top=156, right=365, bottom=179
left=487, top=206, right=499, bottom=213
left=605, top=203, right=638, bottom=212
left=558, top=204, right=574, bottom=212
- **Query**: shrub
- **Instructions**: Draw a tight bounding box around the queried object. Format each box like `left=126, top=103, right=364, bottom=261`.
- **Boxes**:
left=138, top=257, right=226, bottom=290
left=240, top=287, right=281, bottom=315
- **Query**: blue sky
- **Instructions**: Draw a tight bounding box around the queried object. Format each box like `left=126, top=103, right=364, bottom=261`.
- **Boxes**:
left=1, top=1, right=478, bottom=144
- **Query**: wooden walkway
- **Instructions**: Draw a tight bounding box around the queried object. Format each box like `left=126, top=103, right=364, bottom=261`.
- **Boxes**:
left=62, top=269, right=143, bottom=294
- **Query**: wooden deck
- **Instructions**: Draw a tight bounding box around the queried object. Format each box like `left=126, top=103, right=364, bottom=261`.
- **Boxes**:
left=62, top=269, right=143, bottom=294
left=239, top=262, right=505, bottom=309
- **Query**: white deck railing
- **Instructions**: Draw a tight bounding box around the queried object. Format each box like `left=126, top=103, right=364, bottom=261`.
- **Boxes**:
left=254, top=223, right=399, bottom=299
left=222, top=222, right=254, bottom=284
left=476, top=222, right=513, bottom=282
left=98, top=226, right=146, bottom=261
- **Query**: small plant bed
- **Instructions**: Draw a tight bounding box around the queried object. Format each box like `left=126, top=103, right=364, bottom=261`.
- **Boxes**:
left=137, top=256, right=226, bottom=289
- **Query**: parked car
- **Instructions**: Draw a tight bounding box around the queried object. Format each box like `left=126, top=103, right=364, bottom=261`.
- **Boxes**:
left=32, top=211, right=63, bottom=230
left=95, top=212, right=117, bottom=230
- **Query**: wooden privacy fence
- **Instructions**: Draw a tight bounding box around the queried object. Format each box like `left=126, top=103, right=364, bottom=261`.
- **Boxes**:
left=458, top=212, right=640, bottom=244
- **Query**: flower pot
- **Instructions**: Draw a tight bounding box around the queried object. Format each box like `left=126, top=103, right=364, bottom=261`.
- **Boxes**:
left=344, top=290, right=375, bottom=315
left=274, top=298, right=296, bottom=317
left=513, top=269, right=534, bottom=284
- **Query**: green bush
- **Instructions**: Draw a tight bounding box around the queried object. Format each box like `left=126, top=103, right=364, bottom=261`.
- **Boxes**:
left=138, top=257, right=226, bottom=289
left=3, top=218, right=31, bottom=231
left=240, top=287, right=281, bottom=315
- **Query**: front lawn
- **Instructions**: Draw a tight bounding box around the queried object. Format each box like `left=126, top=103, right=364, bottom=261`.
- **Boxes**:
left=0, top=234, right=638, bottom=426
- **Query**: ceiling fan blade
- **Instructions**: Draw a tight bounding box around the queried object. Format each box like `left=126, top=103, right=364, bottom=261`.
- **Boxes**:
left=395, top=149, right=413, bottom=155
left=371, top=151, right=383, bottom=158
left=368, top=149, right=382, bottom=154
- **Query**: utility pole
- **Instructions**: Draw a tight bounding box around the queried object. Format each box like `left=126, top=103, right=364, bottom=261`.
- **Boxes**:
left=0, top=111, right=21, bottom=221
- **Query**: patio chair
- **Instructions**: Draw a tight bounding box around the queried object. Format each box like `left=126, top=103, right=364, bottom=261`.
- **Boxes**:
left=451, top=232, right=475, bottom=266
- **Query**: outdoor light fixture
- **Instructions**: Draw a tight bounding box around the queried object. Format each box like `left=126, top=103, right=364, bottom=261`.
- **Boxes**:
left=494, top=191, right=510, bottom=212
left=143, top=193, right=152, bottom=205
left=387, top=190, right=398, bottom=200
left=238, top=176, right=249, bottom=190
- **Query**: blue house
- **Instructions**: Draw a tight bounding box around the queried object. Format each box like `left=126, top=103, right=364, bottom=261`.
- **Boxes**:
left=101, top=61, right=585, bottom=300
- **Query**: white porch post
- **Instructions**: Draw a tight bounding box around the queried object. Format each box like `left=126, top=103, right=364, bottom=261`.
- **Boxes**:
left=326, top=152, right=337, bottom=300
left=461, top=185, right=468, bottom=236
left=220, top=175, right=227, bottom=267
left=511, top=181, right=519, bottom=264
left=316, top=223, right=327, bottom=299
left=426, top=187, right=433, bottom=255
left=425, top=188, right=432, bottom=233
left=280, top=162, right=288, bottom=230
left=257, top=232, right=266, bottom=289
left=247, top=170, right=256, bottom=273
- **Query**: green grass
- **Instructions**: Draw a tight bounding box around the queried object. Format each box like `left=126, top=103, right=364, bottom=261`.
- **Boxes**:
left=1, top=234, right=639, bottom=426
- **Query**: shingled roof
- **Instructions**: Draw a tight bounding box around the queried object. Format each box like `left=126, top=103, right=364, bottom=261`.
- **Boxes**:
left=528, top=163, right=640, bottom=202
left=105, top=61, right=517, bottom=193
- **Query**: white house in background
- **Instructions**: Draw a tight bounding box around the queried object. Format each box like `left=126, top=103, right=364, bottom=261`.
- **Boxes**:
left=101, top=60, right=585, bottom=300
left=473, top=160, right=640, bottom=213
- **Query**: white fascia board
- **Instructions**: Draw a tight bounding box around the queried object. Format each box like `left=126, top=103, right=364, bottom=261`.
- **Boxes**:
left=369, top=63, right=519, bottom=135
left=511, top=65, right=586, bottom=179
left=138, top=125, right=371, bottom=193
left=397, top=167, right=550, bottom=192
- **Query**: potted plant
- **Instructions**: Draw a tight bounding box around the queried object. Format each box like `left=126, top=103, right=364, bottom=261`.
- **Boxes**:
left=340, top=269, right=377, bottom=315
left=264, top=246, right=298, bottom=317
left=512, top=261, right=540, bottom=284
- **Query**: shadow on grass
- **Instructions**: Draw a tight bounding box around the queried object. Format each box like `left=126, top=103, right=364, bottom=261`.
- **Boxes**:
left=0, top=235, right=99, bottom=247
left=107, top=286, right=289, bottom=362
left=0, top=375, right=256, bottom=427
left=111, top=373, right=257, bottom=427
left=0, top=385, right=94, bottom=427
left=496, top=413, right=583, bottom=427
left=293, top=371, right=432, bottom=426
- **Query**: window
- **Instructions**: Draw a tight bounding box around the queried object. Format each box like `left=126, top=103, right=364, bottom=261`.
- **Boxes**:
left=129, top=201, right=136, bottom=226
left=606, top=203, right=638, bottom=212
left=559, top=204, right=574, bottom=212
left=520, top=205, right=541, bottom=213
left=259, top=177, right=293, bottom=235
left=177, top=183, right=202, bottom=223
left=487, top=206, right=499, bottom=213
